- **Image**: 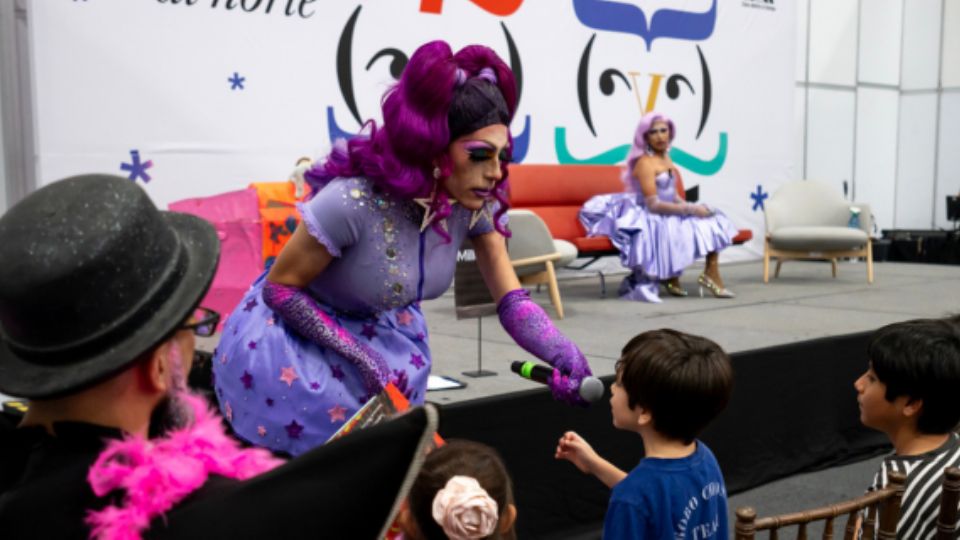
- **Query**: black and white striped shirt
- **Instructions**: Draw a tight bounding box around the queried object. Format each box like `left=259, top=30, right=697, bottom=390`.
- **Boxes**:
left=866, top=433, right=960, bottom=539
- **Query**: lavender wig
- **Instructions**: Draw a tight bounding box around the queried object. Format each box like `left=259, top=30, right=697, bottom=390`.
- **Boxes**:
left=306, top=40, right=517, bottom=240
left=622, top=111, right=676, bottom=192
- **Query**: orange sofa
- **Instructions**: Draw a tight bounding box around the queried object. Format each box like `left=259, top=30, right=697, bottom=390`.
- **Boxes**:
left=506, top=164, right=752, bottom=265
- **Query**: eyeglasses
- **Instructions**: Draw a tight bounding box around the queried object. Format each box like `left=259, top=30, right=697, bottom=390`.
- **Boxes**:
left=647, top=127, right=670, bottom=135
left=180, top=307, right=221, bottom=337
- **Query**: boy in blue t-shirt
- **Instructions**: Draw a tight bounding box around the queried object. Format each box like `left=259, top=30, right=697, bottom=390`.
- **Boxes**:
left=556, top=329, right=733, bottom=539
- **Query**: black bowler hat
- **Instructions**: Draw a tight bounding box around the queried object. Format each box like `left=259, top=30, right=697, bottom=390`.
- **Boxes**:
left=0, top=174, right=219, bottom=398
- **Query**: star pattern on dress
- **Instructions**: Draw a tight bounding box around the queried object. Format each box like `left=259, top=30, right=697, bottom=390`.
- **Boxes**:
left=219, top=353, right=228, bottom=365
left=279, top=366, right=299, bottom=387
left=265, top=397, right=275, bottom=407
left=330, top=364, right=345, bottom=381
left=243, top=298, right=258, bottom=312
left=120, top=149, right=153, bottom=183
left=257, top=425, right=267, bottom=437
left=360, top=324, right=378, bottom=340
left=328, top=405, right=347, bottom=423
left=750, top=184, right=769, bottom=212
left=240, top=370, right=254, bottom=390
left=247, top=340, right=257, bottom=350
left=410, top=353, right=425, bottom=370
left=396, top=310, right=413, bottom=326
left=228, top=71, right=246, bottom=90
left=285, top=419, right=303, bottom=439
left=309, top=381, right=320, bottom=390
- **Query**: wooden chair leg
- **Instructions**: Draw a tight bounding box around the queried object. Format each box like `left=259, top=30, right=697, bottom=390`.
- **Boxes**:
left=763, top=243, right=771, bottom=283
left=545, top=261, right=564, bottom=319
left=774, top=260, right=782, bottom=278
left=866, top=242, right=874, bottom=284
left=831, top=258, right=838, bottom=278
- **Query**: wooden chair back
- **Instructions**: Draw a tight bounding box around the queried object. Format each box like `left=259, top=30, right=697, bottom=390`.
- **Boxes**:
left=734, top=470, right=905, bottom=540
left=936, top=467, right=960, bottom=539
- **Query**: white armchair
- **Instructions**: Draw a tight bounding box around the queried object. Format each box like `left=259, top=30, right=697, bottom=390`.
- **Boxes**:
left=506, top=209, right=567, bottom=319
left=763, top=181, right=874, bottom=284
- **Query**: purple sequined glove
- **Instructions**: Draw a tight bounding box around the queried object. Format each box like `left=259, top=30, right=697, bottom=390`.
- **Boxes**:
left=497, top=289, right=593, bottom=405
left=262, top=281, right=391, bottom=395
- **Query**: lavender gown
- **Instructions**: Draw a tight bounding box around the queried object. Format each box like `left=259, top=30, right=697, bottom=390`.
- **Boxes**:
left=579, top=170, right=738, bottom=303
left=214, top=177, right=498, bottom=455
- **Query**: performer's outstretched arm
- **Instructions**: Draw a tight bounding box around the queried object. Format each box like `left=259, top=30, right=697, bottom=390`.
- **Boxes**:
left=471, top=232, right=593, bottom=405
left=262, top=227, right=391, bottom=394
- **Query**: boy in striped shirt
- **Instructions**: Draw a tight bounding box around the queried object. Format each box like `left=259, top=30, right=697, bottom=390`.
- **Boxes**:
left=854, top=318, right=960, bottom=539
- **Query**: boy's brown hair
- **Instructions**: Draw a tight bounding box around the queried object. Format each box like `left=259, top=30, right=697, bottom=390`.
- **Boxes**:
left=615, top=329, right=733, bottom=443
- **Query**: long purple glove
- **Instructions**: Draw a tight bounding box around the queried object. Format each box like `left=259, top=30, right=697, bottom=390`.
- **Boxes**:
left=262, top=281, right=391, bottom=396
left=497, top=289, right=593, bottom=405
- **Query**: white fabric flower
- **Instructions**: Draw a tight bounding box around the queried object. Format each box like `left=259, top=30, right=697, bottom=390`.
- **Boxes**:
left=431, top=475, right=499, bottom=540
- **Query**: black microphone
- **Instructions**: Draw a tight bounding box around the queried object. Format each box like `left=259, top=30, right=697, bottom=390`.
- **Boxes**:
left=510, top=361, right=605, bottom=402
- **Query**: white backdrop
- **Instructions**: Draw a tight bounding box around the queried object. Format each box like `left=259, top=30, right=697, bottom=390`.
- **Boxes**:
left=28, top=0, right=797, bottom=260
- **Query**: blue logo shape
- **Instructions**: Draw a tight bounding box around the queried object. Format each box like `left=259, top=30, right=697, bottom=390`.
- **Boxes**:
left=228, top=72, right=245, bottom=90
left=120, top=149, right=153, bottom=183
left=572, top=0, right=717, bottom=50
left=750, top=184, right=768, bottom=211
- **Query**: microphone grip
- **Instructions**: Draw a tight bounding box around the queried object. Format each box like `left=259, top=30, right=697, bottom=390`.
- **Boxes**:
left=510, top=361, right=554, bottom=384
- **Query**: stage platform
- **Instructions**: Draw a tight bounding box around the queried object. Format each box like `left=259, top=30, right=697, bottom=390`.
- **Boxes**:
left=423, top=259, right=960, bottom=404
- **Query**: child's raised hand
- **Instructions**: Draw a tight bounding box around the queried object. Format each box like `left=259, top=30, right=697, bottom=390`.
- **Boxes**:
left=555, top=431, right=599, bottom=474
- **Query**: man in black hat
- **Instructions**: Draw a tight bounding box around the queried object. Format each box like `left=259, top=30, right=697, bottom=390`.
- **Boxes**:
left=0, top=174, right=437, bottom=539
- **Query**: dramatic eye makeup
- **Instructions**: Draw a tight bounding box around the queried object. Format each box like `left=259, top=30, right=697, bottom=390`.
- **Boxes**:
left=463, top=141, right=511, bottom=164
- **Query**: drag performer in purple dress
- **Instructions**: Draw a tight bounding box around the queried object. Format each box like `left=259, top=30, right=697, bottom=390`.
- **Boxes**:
left=580, top=112, right=738, bottom=303
left=214, top=41, right=593, bottom=456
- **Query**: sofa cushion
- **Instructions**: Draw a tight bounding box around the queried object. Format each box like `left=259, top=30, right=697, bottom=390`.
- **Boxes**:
left=769, top=226, right=868, bottom=251
left=572, top=236, right=615, bottom=252
left=508, top=164, right=622, bottom=206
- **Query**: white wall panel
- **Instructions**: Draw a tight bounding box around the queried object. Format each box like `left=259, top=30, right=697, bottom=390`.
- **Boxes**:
left=806, top=88, right=856, bottom=195
left=901, top=0, right=943, bottom=90
left=858, top=0, right=903, bottom=86
left=854, top=88, right=898, bottom=232
left=895, top=94, right=938, bottom=228
left=797, top=0, right=809, bottom=82
left=935, top=92, right=960, bottom=228
left=808, top=0, right=858, bottom=86
left=795, top=87, right=807, bottom=177
left=943, top=0, right=960, bottom=87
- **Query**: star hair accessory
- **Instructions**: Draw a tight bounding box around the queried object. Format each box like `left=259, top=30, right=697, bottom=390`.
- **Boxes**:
left=431, top=475, right=499, bottom=540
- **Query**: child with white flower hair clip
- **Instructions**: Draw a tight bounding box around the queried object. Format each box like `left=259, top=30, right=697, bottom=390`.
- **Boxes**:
left=399, top=440, right=517, bottom=540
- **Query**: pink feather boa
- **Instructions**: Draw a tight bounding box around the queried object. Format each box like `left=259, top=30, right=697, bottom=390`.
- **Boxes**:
left=85, top=392, right=283, bottom=539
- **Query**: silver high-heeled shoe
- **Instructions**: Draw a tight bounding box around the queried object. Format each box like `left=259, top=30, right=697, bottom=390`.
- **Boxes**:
left=697, top=274, right=735, bottom=298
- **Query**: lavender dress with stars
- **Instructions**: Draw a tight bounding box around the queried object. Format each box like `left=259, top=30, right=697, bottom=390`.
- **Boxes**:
left=214, top=177, right=498, bottom=456
left=579, top=170, right=738, bottom=302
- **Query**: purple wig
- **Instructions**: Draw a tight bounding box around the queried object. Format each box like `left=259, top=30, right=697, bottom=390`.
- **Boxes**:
left=622, top=111, right=676, bottom=192
left=306, top=41, right=517, bottom=240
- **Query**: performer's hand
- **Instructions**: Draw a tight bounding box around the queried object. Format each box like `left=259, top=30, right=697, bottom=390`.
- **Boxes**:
left=548, top=350, right=593, bottom=406
left=691, top=204, right=713, bottom=218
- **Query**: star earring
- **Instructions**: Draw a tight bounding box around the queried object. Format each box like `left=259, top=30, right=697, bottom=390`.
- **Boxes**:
left=469, top=202, right=493, bottom=230
left=413, top=182, right=458, bottom=233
